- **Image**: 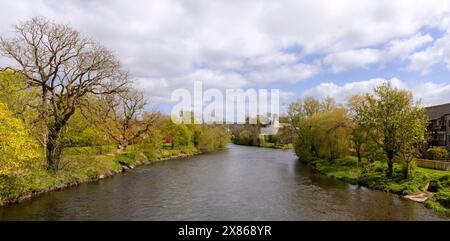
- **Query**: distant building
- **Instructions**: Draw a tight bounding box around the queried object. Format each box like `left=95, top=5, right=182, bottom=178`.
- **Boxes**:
left=426, top=103, right=450, bottom=150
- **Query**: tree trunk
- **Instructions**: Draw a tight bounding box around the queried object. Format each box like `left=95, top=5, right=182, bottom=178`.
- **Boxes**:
left=41, top=86, right=49, bottom=166
left=46, top=136, right=61, bottom=171
left=356, top=147, right=362, bottom=167
left=386, top=154, right=394, bottom=177
left=45, top=109, right=75, bottom=171
left=404, top=161, right=411, bottom=179
left=46, top=122, right=64, bottom=171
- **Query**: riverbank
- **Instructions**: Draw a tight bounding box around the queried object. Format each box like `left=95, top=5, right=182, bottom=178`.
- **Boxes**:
left=232, top=142, right=293, bottom=150
left=309, top=156, right=450, bottom=216
left=0, top=145, right=208, bottom=206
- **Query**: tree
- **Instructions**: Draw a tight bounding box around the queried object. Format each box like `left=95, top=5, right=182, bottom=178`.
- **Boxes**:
left=287, top=97, right=321, bottom=161
left=0, top=102, right=39, bottom=176
left=355, top=82, right=428, bottom=177
left=197, top=124, right=229, bottom=153
left=162, top=118, right=193, bottom=149
left=0, top=18, right=127, bottom=170
left=0, top=17, right=127, bottom=170
left=87, top=89, right=159, bottom=154
left=0, top=70, right=39, bottom=121
left=347, top=94, right=369, bottom=166
left=60, top=109, right=109, bottom=147
left=319, top=108, right=351, bottom=160
left=230, top=123, right=260, bottom=146
left=288, top=97, right=351, bottom=161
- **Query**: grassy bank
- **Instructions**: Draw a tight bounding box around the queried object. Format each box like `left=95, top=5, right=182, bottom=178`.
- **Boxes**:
left=258, top=143, right=293, bottom=149
left=309, top=156, right=450, bottom=216
left=0, top=144, right=203, bottom=206
left=233, top=142, right=293, bottom=149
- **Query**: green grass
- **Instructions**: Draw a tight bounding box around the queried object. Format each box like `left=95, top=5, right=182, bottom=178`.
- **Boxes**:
left=259, top=142, right=293, bottom=149
left=310, top=156, right=450, bottom=216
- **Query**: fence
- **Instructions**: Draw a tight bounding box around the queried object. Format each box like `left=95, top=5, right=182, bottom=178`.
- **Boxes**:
left=416, top=159, right=450, bottom=171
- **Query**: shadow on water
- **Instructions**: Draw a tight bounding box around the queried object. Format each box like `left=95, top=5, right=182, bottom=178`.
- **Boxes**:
left=0, top=144, right=447, bottom=220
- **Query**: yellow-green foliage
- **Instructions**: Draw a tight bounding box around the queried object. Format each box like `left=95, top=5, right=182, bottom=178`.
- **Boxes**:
left=61, top=109, right=110, bottom=147
left=426, top=147, right=449, bottom=160
left=197, top=125, right=230, bottom=153
left=0, top=102, right=39, bottom=176
left=290, top=97, right=351, bottom=161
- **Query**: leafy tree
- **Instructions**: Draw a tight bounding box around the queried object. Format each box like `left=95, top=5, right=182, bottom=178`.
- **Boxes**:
left=288, top=97, right=351, bottom=161
left=60, top=109, right=109, bottom=147
left=318, top=108, right=351, bottom=160
left=355, top=82, right=428, bottom=177
left=347, top=94, right=369, bottom=166
left=0, top=70, right=43, bottom=143
left=87, top=89, right=159, bottom=154
left=0, top=70, right=38, bottom=120
left=230, top=124, right=260, bottom=146
left=0, top=102, right=39, bottom=176
left=289, top=98, right=317, bottom=161
left=197, top=125, right=229, bottom=153
left=0, top=17, right=127, bottom=170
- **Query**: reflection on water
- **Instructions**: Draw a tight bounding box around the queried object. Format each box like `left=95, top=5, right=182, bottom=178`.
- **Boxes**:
left=0, top=144, right=447, bottom=220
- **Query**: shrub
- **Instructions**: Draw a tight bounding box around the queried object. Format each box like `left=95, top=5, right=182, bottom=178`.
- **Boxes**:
left=0, top=102, right=40, bottom=176
left=113, top=153, right=135, bottom=165
left=294, top=137, right=314, bottom=162
left=85, top=169, right=99, bottom=179
left=426, top=147, right=449, bottom=160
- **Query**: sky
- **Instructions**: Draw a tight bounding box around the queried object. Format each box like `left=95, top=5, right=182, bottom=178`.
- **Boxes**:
left=1, top=0, right=450, bottom=113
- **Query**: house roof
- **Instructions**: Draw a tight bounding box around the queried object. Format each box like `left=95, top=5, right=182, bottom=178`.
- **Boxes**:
left=426, top=103, right=450, bottom=120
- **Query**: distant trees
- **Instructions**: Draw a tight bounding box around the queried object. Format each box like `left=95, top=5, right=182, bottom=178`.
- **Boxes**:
left=161, top=115, right=230, bottom=153
left=196, top=125, right=230, bottom=153
left=60, top=109, right=108, bottom=147
left=230, top=124, right=260, bottom=146
left=87, top=89, right=160, bottom=154
left=0, top=17, right=127, bottom=170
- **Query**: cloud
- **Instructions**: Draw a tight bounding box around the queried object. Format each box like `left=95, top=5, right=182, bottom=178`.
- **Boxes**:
left=323, top=33, right=433, bottom=73
left=386, top=33, right=433, bottom=59
left=407, top=33, right=450, bottom=74
left=0, top=0, right=450, bottom=105
left=323, top=49, right=383, bottom=73
left=302, top=78, right=450, bottom=106
left=247, top=62, right=321, bottom=84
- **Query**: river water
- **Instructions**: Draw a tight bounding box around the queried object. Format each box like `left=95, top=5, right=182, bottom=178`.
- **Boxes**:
left=0, top=144, right=447, bottom=220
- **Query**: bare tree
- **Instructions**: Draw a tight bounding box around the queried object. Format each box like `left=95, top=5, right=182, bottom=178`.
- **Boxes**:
left=86, top=89, right=160, bottom=154
left=0, top=17, right=128, bottom=170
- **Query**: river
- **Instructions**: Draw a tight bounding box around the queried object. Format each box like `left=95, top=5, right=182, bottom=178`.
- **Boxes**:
left=0, top=144, right=447, bottom=220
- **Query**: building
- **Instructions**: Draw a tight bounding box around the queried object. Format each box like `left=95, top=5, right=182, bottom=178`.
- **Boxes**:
left=426, top=103, right=450, bottom=151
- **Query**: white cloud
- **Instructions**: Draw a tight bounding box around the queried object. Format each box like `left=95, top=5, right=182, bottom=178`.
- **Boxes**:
left=0, top=0, right=450, bottom=104
left=323, top=33, right=434, bottom=73
left=247, top=63, right=320, bottom=84
left=302, top=78, right=450, bottom=106
left=323, top=49, right=382, bottom=73
left=386, top=33, right=433, bottom=59
left=407, top=33, right=450, bottom=74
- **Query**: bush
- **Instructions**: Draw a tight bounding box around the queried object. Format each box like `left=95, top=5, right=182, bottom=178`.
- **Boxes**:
left=294, top=137, right=314, bottom=162
left=426, top=147, right=449, bottom=160
left=85, top=169, right=99, bottom=179
left=113, top=153, right=135, bottom=165
left=0, top=102, right=40, bottom=176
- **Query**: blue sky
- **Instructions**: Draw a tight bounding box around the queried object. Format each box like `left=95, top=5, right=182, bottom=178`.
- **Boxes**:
left=1, top=0, right=450, bottom=113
